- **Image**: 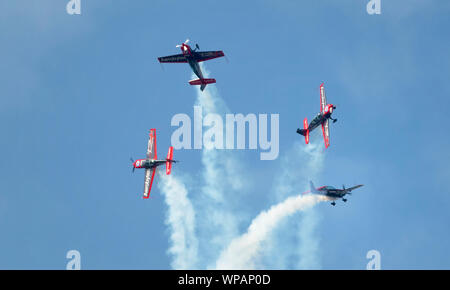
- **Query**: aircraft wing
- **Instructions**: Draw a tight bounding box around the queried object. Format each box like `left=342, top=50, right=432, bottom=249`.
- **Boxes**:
left=347, top=184, right=364, bottom=192
left=147, top=129, right=157, bottom=159
left=194, top=51, right=225, bottom=62
left=321, top=119, right=330, bottom=148
left=320, top=83, right=327, bottom=112
left=158, top=54, right=188, bottom=63
left=143, top=168, right=157, bottom=199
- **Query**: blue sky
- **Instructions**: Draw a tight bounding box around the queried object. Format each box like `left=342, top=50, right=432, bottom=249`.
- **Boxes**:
left=0, top=0, right=449, bottom=269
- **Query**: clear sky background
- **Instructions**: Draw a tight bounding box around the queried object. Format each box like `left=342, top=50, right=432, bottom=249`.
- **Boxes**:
left=0, top=0, right=449, bottom=269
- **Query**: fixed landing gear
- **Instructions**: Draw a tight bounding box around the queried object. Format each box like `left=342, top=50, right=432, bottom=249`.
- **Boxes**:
left=331, top=202, right=336, bottom=206
left=343, top=198, right=347, bottom=202
left=330, top=117, right=337, bottom=123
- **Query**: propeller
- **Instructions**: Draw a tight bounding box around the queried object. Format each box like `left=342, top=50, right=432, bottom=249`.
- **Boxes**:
left=176, top=39, right=190, bottom=48
left=130, top=157, right=135, bottom=173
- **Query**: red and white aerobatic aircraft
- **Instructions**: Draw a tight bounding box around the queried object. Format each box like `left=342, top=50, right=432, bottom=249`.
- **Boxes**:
left=158, top=39, right=225, bottom=91
left=131, top=129, right=176, bottom=199
left=296, top=83, right=337, bottom=148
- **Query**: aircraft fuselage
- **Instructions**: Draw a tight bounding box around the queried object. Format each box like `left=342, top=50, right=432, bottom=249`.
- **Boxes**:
left=187, top=57, right=204, bottom=80
left=308, top=182, right=363, bottom=206
left=307, top=111, right=333, bottom=133
left=133, top=159, right=166, bottom=170
left=319, top=189, right=347, bottom=199
left=181, top=44, right=205, bottom=81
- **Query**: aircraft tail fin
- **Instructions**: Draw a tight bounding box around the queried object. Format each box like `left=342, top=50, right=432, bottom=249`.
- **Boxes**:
left=166, top=146, right=174, bottom=175
left=189, top=78, right=216, bottom=91
left=296, top=118, right=309, bottom=144
left=309, top=181, right=319, bottom=194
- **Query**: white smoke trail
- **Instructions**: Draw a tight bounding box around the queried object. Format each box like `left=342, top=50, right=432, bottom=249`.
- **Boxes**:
left=215, top=140, right=327, bottom=269
left=155, top=63, right=243, bottom=269
left=215, top=194, right=330, bottom=269
left=296, top=207, right=321, bottom=269
left=274, top=140, right=325, bottom=200
left=193, top=65, right=245, bottom=268
left=293, top=140, right=325, bottom=269
left=269, top=138, right=325, bottom=269
left=157, top=173, right=199, bottom=269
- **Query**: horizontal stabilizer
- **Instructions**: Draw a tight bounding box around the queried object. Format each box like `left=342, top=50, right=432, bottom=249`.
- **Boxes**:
left=189, top=78, right=216, bottom=91
left=297, top=129, right=306, bottom=136
left=297, top=118, right=309, bottom=144
left=166, top=146, right=174, bottom=175
left=189, top=78, right=216, bottom=85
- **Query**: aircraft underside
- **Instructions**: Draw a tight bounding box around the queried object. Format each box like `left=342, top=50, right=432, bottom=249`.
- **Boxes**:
left=141, top=160, right=166, bottom=170
left=308, top=114, right=325, bottom=132
left=326, top=193, right=347, bottom=206
left=188, top=59, right=203, bottom=80
left=157, top=40, right=224, bottom=91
